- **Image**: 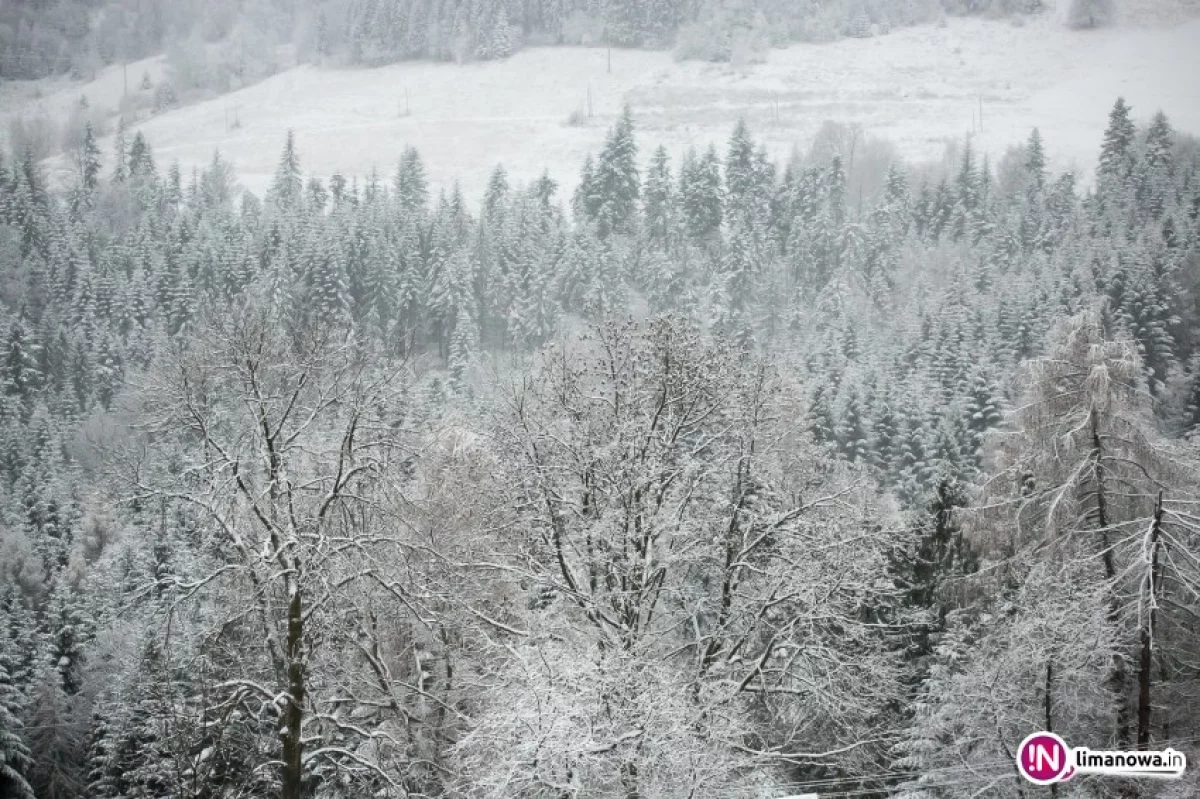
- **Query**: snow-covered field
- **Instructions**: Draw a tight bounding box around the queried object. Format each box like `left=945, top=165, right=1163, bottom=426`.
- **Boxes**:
left=18, top=10, right=1200, bottom=201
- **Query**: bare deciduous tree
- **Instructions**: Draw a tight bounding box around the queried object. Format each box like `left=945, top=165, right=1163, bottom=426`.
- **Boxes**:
left=124, top=301, right=422, bottom=798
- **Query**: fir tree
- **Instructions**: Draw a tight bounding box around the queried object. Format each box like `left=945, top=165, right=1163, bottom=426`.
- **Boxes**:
left=1141, top=110, right=1174, bottom=220
left=895, top=468, right=974, bottom=638
left=1098, top=97, right=1137, bottom=204
left=448, top=305, right=477, bottom=392
left=83, top=711, right=118, bottom=799
left=1024, top=127, right=1046, bottom=194
left=725, top=118, right=757, bottom=220
left=25, top=660, right=85, bottom=799
left=127, top=132, right=156, bottom=178
left=643, top=145, right=674, bottom=251
left=270, top=129, right=304, bottom=209
left=573, top=154, right=598, bottom=224
left=394, top=145, right=429, bottom=216
left=0, top=655, right=35, bottom=799
left=680, top=144, right=723, bottom=241
left=79, top=122, right=102, bottom=196
left=111, top=120, right=128, bottom=184
left=483, top=164, right=509, bottom=224
left=590, top=104, right=640, bottom=238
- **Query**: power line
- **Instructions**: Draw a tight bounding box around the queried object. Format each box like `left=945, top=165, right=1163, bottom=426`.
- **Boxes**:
left=734, top=731, right=1200, bottom=797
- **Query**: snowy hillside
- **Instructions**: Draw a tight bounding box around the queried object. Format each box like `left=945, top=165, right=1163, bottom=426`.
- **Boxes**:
left=23, top=11, right=1200, bottom=200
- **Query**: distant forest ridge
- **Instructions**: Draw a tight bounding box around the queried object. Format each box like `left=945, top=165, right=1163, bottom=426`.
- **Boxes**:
left=1, top=0, right=1062, bottom=83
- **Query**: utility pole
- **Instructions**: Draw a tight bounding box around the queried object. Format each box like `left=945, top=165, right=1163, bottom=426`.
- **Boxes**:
left=606, top=22, right=612, bottom=75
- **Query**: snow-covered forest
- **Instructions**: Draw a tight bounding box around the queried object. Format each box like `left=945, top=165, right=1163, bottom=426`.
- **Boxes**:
left=2, top=10, right=1200, bottom=796
left=2, top=0, right=1061, bottom=84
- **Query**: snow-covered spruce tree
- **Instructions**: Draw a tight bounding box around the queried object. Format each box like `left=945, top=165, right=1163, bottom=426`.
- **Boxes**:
left=1140, top=110, right=1175, bottom=222
left=1097, top=96, right=1139, bottom=221
left=0, top=653, right=34, bottom=799
left=24, top=656, right=86, bottom=799
left=394, top=145, right=429, bottom=217
left=123, top=298, right=427, bottom=799
left=587, top=104, right=640, bottom=240
left=78, top=121, right=102, bottom=200
left=680, top=144, right=724, bottom=244
left=455, top=315, right=905, bottom=796
left=643, top=145, right=676, bottom=252
left=268, top=129, right=304, bottom=211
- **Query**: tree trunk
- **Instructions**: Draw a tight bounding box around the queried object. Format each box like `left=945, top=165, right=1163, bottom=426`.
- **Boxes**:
left=620, top=761, right=640, bottom=799
left=1092, top=408, right=1130, bottom=748
left=1046, top=660, right=1057, bottom=797
left=281, top=580, right=305, bottom=799
left=1136, top=492, right=1163, bottom=750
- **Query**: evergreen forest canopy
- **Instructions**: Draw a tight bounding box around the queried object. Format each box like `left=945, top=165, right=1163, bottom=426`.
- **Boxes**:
left=0, top=96, right=1199, bottom=798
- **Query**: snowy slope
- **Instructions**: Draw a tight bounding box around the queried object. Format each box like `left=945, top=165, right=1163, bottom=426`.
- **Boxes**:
left=27, top=12, right=1200, bottom=201
left=1, top=55, right=169, bottom=127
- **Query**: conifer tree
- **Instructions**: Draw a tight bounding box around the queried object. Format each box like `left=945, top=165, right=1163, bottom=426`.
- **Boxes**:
left=127, top=132, right=156, bottom=179
left=725, top=117, right=757, bottom=219
left=448, top=305, right=477, bottom=392
left=0, top=655, right=34, bottom=799
left=111, top=120, right=128, bottom=184
left=1024, top=127, right=1046, bottom=194
left=269, top=129, right=304, bottom=209
left=3, top=315, right=43, bottom=403
left=83, top=711, right=117, bottom=799
left=590, top=104, right=640, bottom=238
left=394, top=145, right=429, bottom=215
left=79, top=122, right=102, bottom=197
left=1141, top=110, right=1174, bottom=220
left=891, top=467, right=974, bottom=661
left=573, top=153, right=598, bottom=223
left=483, top=164, right=509, bottom=224
left=642, top=145, right=675, bottom=251
left=25, top=660, right=85, bottom=799
left=1098, top=97, right=1138, bottom=204
left=680, top=144, right=723, bottom=241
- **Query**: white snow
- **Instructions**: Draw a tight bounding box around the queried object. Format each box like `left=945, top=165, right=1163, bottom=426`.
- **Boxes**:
left=19, top=12, right=1200, bottom=200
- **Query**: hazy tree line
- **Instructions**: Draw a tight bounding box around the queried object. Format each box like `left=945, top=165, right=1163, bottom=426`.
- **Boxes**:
left=0, top=97, right=1199, bottom=798
left=2, top=0, right=1064, bottom=85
